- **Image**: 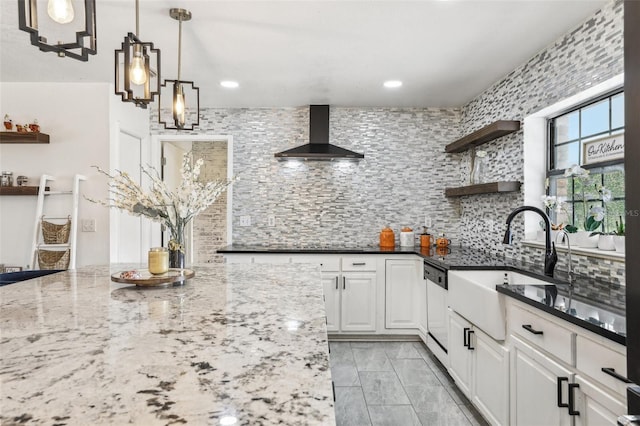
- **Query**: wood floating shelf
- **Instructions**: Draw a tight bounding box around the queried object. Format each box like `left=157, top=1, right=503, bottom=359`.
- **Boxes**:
left=445, top=181, right=522, bottom=197
left=0, top=132, right=50, bottom=144
left=445, top=120, right=520, bottom=153
left=0, top=186, right=49, bottom=196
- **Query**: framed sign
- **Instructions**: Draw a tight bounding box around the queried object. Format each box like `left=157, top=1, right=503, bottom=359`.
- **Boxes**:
left=582, top=133, right=624, bottom=165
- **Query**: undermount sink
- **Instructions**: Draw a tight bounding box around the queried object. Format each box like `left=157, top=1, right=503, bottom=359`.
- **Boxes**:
left=448, top=270, right=552, bottom=340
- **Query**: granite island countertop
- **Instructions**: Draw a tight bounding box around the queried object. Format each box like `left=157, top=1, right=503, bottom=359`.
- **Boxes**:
left=0, top=263, right=334, bottom=425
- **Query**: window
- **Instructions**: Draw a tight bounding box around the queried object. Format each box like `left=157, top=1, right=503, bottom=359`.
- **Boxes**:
left=547, top=90, right=625, bottom=233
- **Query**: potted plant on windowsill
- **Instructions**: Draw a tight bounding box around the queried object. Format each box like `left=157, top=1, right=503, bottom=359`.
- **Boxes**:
left=613, top=216, right=625, bottom=253
left=564, top=165, right=603, bottom=248
left=540, top=195, right=567, bottom=243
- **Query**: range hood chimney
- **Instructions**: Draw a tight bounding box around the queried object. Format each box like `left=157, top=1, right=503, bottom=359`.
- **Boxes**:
left=274, top=105, right=364, bottom=160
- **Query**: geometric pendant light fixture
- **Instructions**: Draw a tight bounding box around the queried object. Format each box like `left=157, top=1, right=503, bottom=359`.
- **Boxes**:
left=17, top=0, right=97, bottom=61
left=114, top=0, right=161, bottom=109
left=159, top=8, right=200, bottom=130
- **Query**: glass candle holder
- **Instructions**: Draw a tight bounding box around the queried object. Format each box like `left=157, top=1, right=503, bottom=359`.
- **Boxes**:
left=148, top=247, right=169, bottom=275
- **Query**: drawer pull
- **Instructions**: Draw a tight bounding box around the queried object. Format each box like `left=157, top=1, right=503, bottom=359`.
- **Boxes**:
left=557, top=377, right=569, bottom=408
left=601, top=367, right=632, bottom=383
left=343, top=276, right=346, bottom=290
left=335, top=276, right=339, bottom=290
left=568, top=383, right=580, bottom=416
left=522, top=324, right=544, bottom=335
left=467, top=330, right=475, bottom=351
left=352, top=262, right=366, bottom=266
left=463, top=327, right=470, bottom=347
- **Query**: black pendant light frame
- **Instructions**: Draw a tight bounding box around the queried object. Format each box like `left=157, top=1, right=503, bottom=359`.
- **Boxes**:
left=114, top=32, right=161, bottom=109
left=159, top=8, right=200, bottom=130
left=18, top=0, right=97, bottom=61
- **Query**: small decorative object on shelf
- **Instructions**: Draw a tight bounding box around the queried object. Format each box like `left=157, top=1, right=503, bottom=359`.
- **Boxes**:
left=1, top=171, right=13, bottom=187
left=29, top=120, right=40, bottom=133
left=3, top=114, right=13, bottom=131
left=471, top=150, right=488, bottom=184
left=16, top=124, right=26, bottom=133
left=17, top=176, right=28, bottom=186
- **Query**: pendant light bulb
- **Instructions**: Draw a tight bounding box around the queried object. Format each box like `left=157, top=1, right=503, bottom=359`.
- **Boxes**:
left=173, top=84, right=186, bottom=127
left=130, top=44, right=147, bottom=85
left=47, top=0, right=75, bottom=24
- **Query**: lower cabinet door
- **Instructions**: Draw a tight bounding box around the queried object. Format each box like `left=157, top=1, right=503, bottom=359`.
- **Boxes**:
left=511, top=336, right=574, bottom=426
left=385, top=259, right=421, bottom=329
left=322, top=274, right=340, bottom=332
left=574, top=375, right=626, bottom=426
left=473, top=328, right=509, bottom=426
left=341, top=272, right=377, bottom=332
left=448, top=310, right=473, bottom=398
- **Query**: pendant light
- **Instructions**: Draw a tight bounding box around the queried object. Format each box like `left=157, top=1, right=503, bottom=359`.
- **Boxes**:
left=159, top=8, right=200, bottom=130
left=114, top=0, right=161, bottom=109
left=18, top=0, right=97, bottom=61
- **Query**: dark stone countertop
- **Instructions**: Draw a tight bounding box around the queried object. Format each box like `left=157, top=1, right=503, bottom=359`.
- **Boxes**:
left=217, top=244, right=626, bottom=344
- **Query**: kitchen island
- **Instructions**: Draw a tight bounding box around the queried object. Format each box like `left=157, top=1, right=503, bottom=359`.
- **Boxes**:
left=0, top=263, right=334, bottom=425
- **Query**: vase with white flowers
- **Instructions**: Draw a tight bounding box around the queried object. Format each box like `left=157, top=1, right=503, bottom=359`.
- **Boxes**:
left=563, top=164, right=604, bottom=248
left=89, top=152, right=234, bottom=268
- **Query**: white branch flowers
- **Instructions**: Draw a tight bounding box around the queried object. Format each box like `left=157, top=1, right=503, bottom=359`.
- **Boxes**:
left=88, top=152, right=235, bottom=252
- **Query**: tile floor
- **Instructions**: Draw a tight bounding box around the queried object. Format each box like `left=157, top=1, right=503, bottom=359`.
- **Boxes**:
left=330, top=341, right=489, bottom=426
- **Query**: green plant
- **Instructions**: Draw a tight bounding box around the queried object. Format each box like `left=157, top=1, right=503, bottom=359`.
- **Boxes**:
left=615, top=216, right=625, bottom=236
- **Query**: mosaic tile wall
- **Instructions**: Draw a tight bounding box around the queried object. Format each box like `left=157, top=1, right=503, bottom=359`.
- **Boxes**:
left=456, top=0, right=625, bottom=283
left=150, top=107, right=462, bottom=248
left=192, top=141, right=228, bottom=263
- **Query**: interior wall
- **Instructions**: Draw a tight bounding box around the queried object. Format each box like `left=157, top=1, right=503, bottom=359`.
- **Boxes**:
left=456, top=0, right=625, bottom=282
left=0, top=83, right=112, bottom=268
left=150, top=107, right=462, bottom=247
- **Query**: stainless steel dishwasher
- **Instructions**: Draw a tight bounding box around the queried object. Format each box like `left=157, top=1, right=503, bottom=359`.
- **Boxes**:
left=425, top=261, right=449, bottom=367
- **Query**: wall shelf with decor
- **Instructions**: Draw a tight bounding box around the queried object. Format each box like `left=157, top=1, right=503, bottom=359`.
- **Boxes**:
left=445, top=181, right=521, bottom=197
left=0, top=132, right=50, bottom=144
left=445, top=120, right=520, bottom=153
left=0, top=186, right=49, bottom=196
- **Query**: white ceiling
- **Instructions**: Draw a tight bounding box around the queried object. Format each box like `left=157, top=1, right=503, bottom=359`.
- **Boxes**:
left=0, top=0, right=608, bottom=108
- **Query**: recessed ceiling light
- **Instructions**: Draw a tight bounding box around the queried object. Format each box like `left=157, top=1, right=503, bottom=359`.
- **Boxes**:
left=383, top=80, right=402, bottom=88
left=220, top=80, right=239, bottom=89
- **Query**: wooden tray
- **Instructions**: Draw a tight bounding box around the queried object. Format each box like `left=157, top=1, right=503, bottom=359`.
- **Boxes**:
left=111, top=268, right=195, bottom=286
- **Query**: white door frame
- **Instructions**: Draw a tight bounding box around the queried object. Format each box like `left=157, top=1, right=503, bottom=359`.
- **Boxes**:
left=150, top=134, right=234, bottom=257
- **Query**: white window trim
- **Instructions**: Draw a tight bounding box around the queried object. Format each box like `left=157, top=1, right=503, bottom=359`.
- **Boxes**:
left=522, top=73, right=624, bottom=241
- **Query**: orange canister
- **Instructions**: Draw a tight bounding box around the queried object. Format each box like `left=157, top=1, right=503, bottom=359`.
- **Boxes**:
left=379, top=226, right=395, bottom=248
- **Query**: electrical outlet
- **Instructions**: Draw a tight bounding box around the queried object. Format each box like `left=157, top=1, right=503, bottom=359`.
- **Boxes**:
left=240, top=215, right=251, bottom=227
left=268, top=216, right=276, bottom=227
left=424, top=216, right=432, bottom=228
left=81, top=219, right=96, bottom=232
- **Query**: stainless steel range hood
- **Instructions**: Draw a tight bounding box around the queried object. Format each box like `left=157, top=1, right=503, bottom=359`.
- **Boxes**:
left=274, top=105, right=364, bottom=160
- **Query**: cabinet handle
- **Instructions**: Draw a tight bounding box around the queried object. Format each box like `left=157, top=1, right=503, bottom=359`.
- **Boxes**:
left=568, top=383, right=580, bottom=416
left=335, top=276, right=339, bottom=290
left=352, top=262, right=366, bottom=266
left=522, top=324, right=544, bottom=335
left=463, top=327, right=470, bottom=347
left=601, top=367, right=633, bottom=383
left=343, top=276, right=346, bottom=290
left=467, top=330, right=475, bottom=351
left=557, top=377, right=569, bottom=408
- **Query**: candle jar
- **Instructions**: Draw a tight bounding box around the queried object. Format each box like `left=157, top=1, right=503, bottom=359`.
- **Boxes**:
left=148, top=247, right=169, bottom=275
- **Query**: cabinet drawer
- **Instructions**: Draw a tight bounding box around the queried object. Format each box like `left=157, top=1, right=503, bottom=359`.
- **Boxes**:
left=341, top=256, right=376, bottom=271
left=508, top=303, right=575, bottom=365
left=290, top=255, right=340, bottom=272
left=576, top=335, right=628, bottom=396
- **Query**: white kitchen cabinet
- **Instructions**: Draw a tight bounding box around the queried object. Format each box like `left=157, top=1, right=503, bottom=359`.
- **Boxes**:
left=385, top=259, right=423, bottom=329
left=322, top=273, right=340, bottom=332
left=511, top=335, right=574, bottom=426
left=574, top=375, right=627, bottom=426
left=341, top=272, right=377, bottom=332
left=448, top=309, right=509, bottom=426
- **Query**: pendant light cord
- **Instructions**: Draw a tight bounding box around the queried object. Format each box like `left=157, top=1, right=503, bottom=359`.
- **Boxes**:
left=135, top=0, right=140, bottom=36
left=177, top=17, right=182, bottom=81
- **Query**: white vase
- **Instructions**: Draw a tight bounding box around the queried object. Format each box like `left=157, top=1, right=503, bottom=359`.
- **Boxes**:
left=574, top=230, right=599, bottom=248
left=597, top=235, right=615, bottom=251
left=613, top=236, right=625, bottom=253
left=566, top=232, right=578, bottom=247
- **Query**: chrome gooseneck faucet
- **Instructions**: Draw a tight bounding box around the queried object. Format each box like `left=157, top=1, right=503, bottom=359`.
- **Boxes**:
left=503, top=205, right=558, bottom=277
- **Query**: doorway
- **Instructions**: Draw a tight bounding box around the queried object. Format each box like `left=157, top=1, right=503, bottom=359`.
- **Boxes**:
left=152, top=135, right=233, bottom=265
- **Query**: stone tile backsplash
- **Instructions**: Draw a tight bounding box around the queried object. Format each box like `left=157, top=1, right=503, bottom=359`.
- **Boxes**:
left=150, top=0, right=625, bottom=283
